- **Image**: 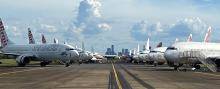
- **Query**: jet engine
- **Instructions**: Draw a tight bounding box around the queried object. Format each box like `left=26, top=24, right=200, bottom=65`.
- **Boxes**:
left=16, top=55, right=30, bottom=67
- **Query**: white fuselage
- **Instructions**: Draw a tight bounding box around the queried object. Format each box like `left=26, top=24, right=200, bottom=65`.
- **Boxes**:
left=133, top=50, right=151, bottom=62
left=164, top=42, right=220, bottom=64
left=1, top=44, right=79, bottom=62
left=78, top=51, right=93, bottom=62
left=149, top=47, right=167, bottom=64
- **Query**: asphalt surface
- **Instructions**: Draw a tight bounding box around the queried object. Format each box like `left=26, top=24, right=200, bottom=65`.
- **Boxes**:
left=0, top=63, right=220, bottom=89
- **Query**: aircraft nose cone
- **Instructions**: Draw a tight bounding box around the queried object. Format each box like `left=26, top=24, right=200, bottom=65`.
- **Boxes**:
left=164, top=49, right=179, bottom=63
left=72, top=50, right=79, bottom=57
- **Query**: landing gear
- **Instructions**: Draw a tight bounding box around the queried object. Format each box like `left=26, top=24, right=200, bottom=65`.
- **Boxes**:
left=194, top=64, right=201, bottom=69
left=147, top=61, right=154, bottom=65
left=17, top=63, right=26, bottom=67
left=174, top=66, right=179, bottom=71
left=65, top=63, right=70, bottom=67
left=153, top=61, right=158, bottom=67
left=40, top=61, right=50, bottom=67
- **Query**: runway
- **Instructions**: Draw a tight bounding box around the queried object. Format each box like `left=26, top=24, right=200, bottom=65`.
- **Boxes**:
left=0, top=63, right=220, bottom=89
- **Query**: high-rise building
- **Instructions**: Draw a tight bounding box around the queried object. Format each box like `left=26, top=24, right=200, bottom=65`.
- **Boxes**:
left=122, top=48, right=125, bottom=55
left=105, top=48, right=112, bottom=55
left=111, top=45, right=115, bottom=55
left=124, top=49, right=129, bottom=56
left=105, top=45, right=116, bottom=55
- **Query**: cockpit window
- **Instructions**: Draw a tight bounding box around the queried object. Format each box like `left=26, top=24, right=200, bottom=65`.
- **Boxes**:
left=66, top=48, right=75, bottom=51
left=167, top=47, right=177, bottom=50
left=150, top=51, right=157, bottom=53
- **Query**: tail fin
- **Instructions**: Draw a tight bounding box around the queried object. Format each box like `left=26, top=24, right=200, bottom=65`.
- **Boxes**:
left=54, top=38, right=58, bottom=44
left=0, top=18, right=11, bottom=47
left=41, top=34, right=46, bottom=44
left=204, top=26, right=212, bottom=43
left=28, top=28, right=35, bottom=44
left=145, top=38, right=150, bottom=50
left=157, top=42, right=162, bottom=47
left=187, top=34, right=192, bottom=42
left=137, top=44, right=140, bottom=54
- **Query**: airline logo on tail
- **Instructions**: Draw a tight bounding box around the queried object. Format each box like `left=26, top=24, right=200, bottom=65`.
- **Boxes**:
left=187, top=34, right=192, bottom=42
left=204, top=26, right=212, bottom=43
left=28, top=28, right=35, bottom=44
left=0, top=18, right=9, bottom=47
left=41, top=34, right=46, bottom=44
left=157, top=42, right=162, bottom=47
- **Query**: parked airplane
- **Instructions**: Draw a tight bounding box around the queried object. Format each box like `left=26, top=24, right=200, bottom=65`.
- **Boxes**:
left=0, top=18, right=79, bottom=67
left=164, top=27, right=219, bottom=72
left=77, top=42, right=93, bottom=63
left=149, top=33, right=195, bottom=66
left=132, top=38, right=152, bottom=64
left=148, top=42, right=167, bottom=66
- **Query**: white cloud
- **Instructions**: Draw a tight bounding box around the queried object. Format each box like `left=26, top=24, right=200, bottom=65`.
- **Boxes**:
left=68, top=0, right=111, bottom=37
left=11, top=26, right=22, bottom=37
left=98, top=23, right=112, bottom=31
left=130, top=17, right=208, bottom=42
left=40, top=24, right=57, bottom=33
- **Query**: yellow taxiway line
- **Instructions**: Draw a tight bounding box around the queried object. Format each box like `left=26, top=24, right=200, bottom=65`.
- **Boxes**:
left=112, top=63, right=123, bottom=89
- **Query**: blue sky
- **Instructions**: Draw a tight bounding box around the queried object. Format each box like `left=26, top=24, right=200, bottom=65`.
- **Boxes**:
left=0, top=0, right=220, bottom=53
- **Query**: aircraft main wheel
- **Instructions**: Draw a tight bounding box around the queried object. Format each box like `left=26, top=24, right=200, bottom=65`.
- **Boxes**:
left=174, top=66, right=179, bottom=71
left=18, top=63, right=26, bottom=67
left=194, top=65, right=201, bottom=69
left=65, top=63, right=70, bottom=67
left=154, top=63, right=157, bottom=67
left=40, top=62, right=47, bottom=67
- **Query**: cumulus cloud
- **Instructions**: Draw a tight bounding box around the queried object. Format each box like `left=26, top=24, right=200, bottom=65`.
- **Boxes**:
left=39, top=24, right=57, bottom=33
left=130, top=21, right=164, bottom=41
left=168, top=17, right=208, bottom=39
left=68, top=0, right=111, bottom=37
left=11, top=26, right=22, bottom=37
left=130, top=17, right=208, bottom=41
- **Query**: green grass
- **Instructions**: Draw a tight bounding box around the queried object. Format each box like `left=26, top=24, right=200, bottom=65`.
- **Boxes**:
left=0, top=59, right=17, bottom=66
left=0, top=58, right=62, bottom=66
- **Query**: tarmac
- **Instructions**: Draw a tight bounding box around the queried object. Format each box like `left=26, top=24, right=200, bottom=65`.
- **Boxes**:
left=0, top=63, right=220, bottom=89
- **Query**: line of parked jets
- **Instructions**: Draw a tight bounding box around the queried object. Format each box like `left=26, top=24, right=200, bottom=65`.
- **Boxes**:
left=130, top=26, right=220, bottom=72
left=0, top=18, right=105, bottom=67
